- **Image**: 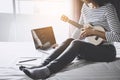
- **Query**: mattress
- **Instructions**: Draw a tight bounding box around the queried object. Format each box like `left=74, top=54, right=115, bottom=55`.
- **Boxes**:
left=0, top=59, right=120, bottom=80
left=0, top=42, right=119, bottom=80
left=47, top=59, right=120, bottom=80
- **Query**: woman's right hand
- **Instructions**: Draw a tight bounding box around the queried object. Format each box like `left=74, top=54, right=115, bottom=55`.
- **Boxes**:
left=80, top=24, right=94, bottom=39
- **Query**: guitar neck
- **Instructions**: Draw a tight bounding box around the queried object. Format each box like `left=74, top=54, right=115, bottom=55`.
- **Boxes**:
left=68, top=20, right=83, bottom=29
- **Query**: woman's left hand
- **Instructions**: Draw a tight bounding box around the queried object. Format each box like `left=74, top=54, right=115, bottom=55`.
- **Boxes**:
left=80, top=24, right=94, bottom=39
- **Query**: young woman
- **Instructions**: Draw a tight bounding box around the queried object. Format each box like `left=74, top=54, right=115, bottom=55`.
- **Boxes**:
left=20, top=0, right=120, bottom=79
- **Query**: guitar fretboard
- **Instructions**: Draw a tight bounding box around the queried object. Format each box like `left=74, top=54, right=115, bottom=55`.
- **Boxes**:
left=68, top=20, right=83, bottom=29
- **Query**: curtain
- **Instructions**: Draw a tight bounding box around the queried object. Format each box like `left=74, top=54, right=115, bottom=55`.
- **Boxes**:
left=69, top=0, right=83, bottom=37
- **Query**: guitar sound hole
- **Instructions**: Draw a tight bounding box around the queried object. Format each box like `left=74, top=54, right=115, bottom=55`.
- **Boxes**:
left=95, top=36, right=99, bottom=40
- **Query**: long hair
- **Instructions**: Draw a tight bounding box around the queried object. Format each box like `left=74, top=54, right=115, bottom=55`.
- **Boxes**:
left=92, top=0, right=109, bottom=6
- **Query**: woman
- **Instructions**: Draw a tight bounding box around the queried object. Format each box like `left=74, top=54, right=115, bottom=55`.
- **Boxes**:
left=20, top=0, right=120, bottom=79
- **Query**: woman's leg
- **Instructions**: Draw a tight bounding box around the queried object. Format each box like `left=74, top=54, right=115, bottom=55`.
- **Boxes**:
left=84, top=44, right=116, bottom=62
left=42, top=38, right=74, bottom=66
left=47, top=42, right=116, bottom=73
left=47, top=40, right=96, bottom=73
left=22, top=40, right=92, bottom=79
left=22, top=40, right=116, bottom=79
left=19, top=38, right=74, bottom=70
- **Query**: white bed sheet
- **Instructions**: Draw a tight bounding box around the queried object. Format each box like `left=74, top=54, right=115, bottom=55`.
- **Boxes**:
left=47, top=59, right=120, bottom=80
left=0, top=59, right=119, bottom=80
left=0, top=42, right=120, bottom=80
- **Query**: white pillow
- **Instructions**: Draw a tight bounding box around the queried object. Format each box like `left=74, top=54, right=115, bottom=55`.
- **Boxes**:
left=114, top=42, right=120, bottom=57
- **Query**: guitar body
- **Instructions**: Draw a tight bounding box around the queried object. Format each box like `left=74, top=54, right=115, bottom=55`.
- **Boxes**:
left=84, top=26, right=105, bottom=45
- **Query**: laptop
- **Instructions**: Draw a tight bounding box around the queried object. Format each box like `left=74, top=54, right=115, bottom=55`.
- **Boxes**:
left=31, top=26, right=57, bottom=50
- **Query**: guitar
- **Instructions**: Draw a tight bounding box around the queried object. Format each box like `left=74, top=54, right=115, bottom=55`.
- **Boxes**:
left=61, top=15, right=105, bottom=45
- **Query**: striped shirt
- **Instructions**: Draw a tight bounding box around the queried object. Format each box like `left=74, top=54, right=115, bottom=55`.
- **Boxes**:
left=74, top=3, right=120, bottom=43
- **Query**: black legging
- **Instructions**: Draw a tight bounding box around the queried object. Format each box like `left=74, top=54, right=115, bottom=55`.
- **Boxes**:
left=43, top=38, right=116, bottom=74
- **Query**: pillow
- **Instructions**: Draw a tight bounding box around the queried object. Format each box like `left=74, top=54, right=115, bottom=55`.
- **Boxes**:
left=114, top=42, right=120, bottom=57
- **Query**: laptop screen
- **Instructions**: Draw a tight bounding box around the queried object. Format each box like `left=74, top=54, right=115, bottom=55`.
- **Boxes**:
left=31, top=26, right=56, bottom=50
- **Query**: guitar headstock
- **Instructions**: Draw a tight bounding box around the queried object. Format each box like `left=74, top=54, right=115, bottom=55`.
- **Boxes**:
left=61, top=15, right=69, bottom=22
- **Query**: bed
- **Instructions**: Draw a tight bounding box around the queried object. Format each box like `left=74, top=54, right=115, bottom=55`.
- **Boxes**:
left=0, top=42, right=120, bottom=80
left=47, top=59, right=120, bottom=80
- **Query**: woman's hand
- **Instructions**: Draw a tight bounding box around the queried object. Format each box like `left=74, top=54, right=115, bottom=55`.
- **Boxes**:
left=80, top=24, right=106, bottom=40
left=80, top=24, right=94, bottom=39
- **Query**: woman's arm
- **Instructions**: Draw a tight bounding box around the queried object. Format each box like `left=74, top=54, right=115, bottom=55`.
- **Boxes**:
left=105, top=4, right=120, bottom=42
left=92, top=29, right=106, bottom=40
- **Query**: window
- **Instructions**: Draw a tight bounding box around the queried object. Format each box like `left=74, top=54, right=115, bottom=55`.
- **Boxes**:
left=14, top=0, right=72, bottom=43
left=0, top=0, right=13, bottom=13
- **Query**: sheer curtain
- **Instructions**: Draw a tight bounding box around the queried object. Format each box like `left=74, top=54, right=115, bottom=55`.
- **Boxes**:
left=69, top=0, right=83, bottom=37
left=1, top=0, right=72, bottom=43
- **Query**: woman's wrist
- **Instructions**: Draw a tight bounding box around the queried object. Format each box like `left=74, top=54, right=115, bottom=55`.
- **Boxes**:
left=91, top=28, right=96, bottom=35
left=92, top=29, right=106, bottom=40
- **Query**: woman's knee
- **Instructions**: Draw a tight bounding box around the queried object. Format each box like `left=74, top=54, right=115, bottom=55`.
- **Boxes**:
left=71, top=39, right=84, bottom=46
left=65, top=38, right=74, bottom=43
left=62, top=38, right=74, bottom=45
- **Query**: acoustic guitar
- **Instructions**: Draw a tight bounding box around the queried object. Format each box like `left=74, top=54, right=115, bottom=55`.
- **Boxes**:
left=61, top=15, right=105, bottom=45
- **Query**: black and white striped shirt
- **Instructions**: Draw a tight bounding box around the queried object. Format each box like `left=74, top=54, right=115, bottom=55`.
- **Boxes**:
left=79, top=3, right=120, bottom=43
